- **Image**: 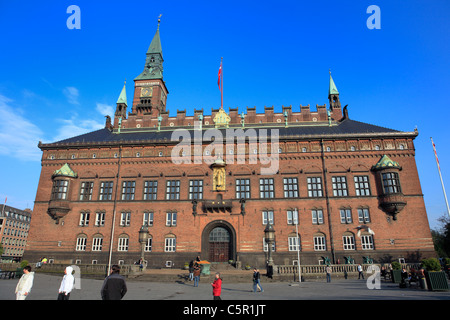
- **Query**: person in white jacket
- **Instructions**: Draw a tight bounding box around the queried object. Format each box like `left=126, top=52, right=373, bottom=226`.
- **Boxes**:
left=15, top=266, right=34, bottom=300
left=58, top=266, right=75, bottom=300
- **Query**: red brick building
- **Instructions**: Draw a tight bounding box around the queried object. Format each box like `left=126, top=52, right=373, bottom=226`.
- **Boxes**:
left=25, top=22, right=435, bottom=268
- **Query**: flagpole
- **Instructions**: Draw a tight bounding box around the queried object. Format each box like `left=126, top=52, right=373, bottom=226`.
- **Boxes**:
left=431, top=137, right=450, bottom=217
left=221, top=57, right=223, bottom=109
left=1, top=197, right=6, bottom=216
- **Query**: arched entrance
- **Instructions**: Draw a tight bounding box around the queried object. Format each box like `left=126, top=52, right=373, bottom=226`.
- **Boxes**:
left=201, top=221, right=236, bottom=263
left=209, top=227, right=230, bottom=262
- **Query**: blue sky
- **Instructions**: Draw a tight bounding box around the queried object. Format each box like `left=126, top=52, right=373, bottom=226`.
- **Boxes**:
left=0, top=1, right=449, bottom=229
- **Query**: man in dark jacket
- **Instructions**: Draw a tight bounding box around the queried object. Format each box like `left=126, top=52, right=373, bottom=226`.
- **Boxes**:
left=101, top=265, right=127, bottom=300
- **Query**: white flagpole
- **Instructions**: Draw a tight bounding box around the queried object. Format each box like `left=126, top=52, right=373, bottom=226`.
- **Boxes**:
left=431, top=137, right=450, bottom=217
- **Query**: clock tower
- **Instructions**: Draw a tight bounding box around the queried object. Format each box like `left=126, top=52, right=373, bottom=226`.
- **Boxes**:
left=132, top=16, right=168, bottom=117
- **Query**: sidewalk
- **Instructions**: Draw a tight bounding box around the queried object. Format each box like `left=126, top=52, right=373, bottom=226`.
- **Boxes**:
left=1, top=273, right=449, bottom=300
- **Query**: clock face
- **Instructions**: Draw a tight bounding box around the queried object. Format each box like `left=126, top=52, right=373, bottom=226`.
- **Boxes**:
left=140, top=87, right=153, bottom=97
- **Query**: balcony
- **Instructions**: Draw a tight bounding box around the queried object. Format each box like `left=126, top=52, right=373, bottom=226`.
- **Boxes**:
left=378, top=193, right=406, bottom=220
left=47, top=200, right=71, bottom=224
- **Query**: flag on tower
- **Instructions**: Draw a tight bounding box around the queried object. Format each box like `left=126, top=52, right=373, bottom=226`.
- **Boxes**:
left=218, top=60, right=222, bottom=91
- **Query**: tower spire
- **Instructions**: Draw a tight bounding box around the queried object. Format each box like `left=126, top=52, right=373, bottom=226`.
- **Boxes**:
left=135, top=15, right=164, bottom=81
left=116, top=80, right=127, bottom=105
left=329, top=69, right=339, bottom=96
left=328, top=69, right=341, bottom=110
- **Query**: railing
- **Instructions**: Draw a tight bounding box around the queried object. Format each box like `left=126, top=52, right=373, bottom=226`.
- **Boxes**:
left=275, top=263, right=422, bottom=275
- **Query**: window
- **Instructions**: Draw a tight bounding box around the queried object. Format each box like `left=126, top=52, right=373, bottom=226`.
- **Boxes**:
left=143, top=181, right=158, bottom=200
left=143, top=211, right=154, bottom=226
left=236, top=179, right=250, bottom=199
left=79, top=211, right=90, bottom=226
left=189, top=180, right=203, bottom=200
left=92, top=236, right=103, bottom=251
left=145, top=237, right=152, bottom=252
left=95, top=211, right=105, bottom=226
left=120, top=212, right=131, bottom=226
left=382, top=172, right=402, bottom=194
left=121, top=181, right=136, bottom=200
left=361, top=234, right=374, bottom=250
left=358, top=208, right=371, bottom=223
left=283, top=177, right=299, bottom=198
left=307, top=177, right=323, bottom=197
left=166, top=212, right=177, bottom=226
left=354, top=176, right=371, bottom=196
left=165, top=236, right=176, bottom=252
left=166, top=180, right=180, bottom=200
left=259, top=178, right=274, bottom=198
left=288, top=235, right=301, bottom=251
left=79, top=181, right=93, bottom=201
left=51, top=180, right=69, bottom=200
left=340, top=209, right=352, bottom=224
left=262, top=210, right=274, bottom=225
left=332, top=176, right=348, bottom=197
left=313, top=234, right=326, bottom=251
left=312, top=209, right=324, bottom=224
left=99, top=181, right=113, bottom=201
left=118, top=236, right=129, bottom=251
left=287, top=209, right=299, bottom=225
left=75, top=235, right=87, bottom=251
left=343, top=234, right=355, bottom=250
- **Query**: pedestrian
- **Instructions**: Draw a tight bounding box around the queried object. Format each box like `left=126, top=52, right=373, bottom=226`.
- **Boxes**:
left=15, top=265, right=34, bottom=300
left=58, top=266, right=75, bottom=300
left=326, top=265, right=332, bottom=283
left=193, top=262, right=201, bottom=287
left=101, top=265, right=127, bottom=300
left=211, top=272, right=222, bottom=300
left=188, top=260, right=194, bottom=281
left=252, top=268, right=264, bottom=292
left=357, top=264, right=364, bottom=279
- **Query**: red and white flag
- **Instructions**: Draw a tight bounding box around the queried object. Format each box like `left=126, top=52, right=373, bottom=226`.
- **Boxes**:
left=431, top=138, right=441, bottom=172
left=218, top=60, right=222, bottom=91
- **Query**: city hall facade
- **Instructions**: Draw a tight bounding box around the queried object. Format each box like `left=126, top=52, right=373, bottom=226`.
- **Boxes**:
left=25, top=22, right=435, bottom=268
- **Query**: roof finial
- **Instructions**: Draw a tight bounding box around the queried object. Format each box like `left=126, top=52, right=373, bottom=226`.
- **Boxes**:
left=158, top=14, right=162, bottom=30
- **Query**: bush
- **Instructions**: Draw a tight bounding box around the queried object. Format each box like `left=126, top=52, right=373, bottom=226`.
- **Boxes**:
left=421, top=258, right=441, bottom=272
left=391, top=261, right=401, bottom=270
left=20, top=260, right=29, bottom=269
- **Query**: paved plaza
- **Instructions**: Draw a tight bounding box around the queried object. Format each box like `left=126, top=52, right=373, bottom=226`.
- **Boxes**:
left=1, top=273, right=449, bottom=301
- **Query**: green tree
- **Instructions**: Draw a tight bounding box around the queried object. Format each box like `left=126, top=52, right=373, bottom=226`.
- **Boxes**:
left=432, top=215, right=450, bottom=258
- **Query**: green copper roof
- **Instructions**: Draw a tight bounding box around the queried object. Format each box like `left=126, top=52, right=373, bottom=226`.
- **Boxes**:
left=135, top=22, right=164, bottom=81
left=117, top=82, right=127, bottom=105
left=53, top=163, right=77, bottom=178
left=147, top=27, right=163, bottom=57
left=329, top=73, right=339, bottom=95
left=373, top=155, right=401, bottom=170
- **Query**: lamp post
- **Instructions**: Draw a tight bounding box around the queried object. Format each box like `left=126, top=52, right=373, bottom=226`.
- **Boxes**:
left=264, top=222, right=275, bottom=278
left=294, top=209, right=301, bottom=282
left=138, top=224, right=149, bottom=270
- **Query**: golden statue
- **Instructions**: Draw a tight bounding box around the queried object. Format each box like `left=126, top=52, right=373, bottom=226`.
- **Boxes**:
left=212, top=157, right=226, bottom=191
left=213, top=167, right=226, bottom=191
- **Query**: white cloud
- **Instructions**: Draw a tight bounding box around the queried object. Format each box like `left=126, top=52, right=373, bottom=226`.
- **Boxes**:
left=96, top=103, right=115, bottom=117
left=63, top=86, right=80, bottom=105
left=52, top=115, right=104, bottom=142
left=0, top=94, right=44, bottom=161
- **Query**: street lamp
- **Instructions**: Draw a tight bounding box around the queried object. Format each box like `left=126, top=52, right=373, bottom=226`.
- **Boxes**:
left=264, top=222, right=275, bottom=267
left=138, top=224, right=149, bottom=270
